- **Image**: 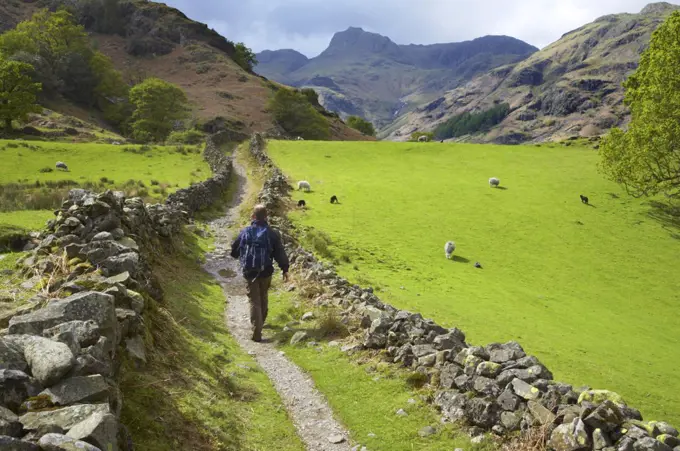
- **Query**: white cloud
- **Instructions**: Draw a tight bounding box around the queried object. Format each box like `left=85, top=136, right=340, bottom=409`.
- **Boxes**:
left=163, top=0, right=676, bottom=56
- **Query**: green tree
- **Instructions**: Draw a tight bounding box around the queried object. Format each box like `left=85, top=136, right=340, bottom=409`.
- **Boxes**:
left=0, top=59, right=42, bottom=131
left=268, top=88, right=330, bottom=140
left=409, top=131, right=434, bottom=142
left=233, top=42, right=257, bottom=71
left=129, top=78, right=189, bottom=142
left=599, top=11, right=680, bottom=199
left=346, top=115, right=376, bottom=136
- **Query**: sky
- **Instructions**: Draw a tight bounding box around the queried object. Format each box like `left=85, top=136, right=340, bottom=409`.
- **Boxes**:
left=162, top=0, right=676, bottom=57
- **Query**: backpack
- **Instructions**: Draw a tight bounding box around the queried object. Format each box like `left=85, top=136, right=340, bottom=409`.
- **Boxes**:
left=239, top=224, right=273, bottom=274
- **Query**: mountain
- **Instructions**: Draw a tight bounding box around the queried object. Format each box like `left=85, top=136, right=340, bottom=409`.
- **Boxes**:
left=255, top=28, right=538, bottom=128
left=2, top=0, right=368, bottom=141
left=385, top=2, right=680, bottom=143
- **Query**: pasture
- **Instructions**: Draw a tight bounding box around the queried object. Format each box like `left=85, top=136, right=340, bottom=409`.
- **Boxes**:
left=268, top=140, right=680, bottom=424
left=0, top=139, right=210, bottom=236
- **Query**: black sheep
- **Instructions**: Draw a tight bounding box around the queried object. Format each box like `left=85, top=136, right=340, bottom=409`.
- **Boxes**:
left=297, top=199, right=306, bottom=208
left=330, top=195, right=339, bottom=204
left=580, top=194, right=589, bottom=204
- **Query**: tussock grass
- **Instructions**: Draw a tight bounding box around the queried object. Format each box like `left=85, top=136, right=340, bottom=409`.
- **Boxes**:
left=269, top=140, right=680, bottom=424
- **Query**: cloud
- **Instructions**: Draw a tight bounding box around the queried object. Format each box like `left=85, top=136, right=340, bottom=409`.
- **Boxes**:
left=162, top=0, right=675, bottom=57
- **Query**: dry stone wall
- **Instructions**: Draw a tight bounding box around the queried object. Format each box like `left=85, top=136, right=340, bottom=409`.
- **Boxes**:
left=0, top=135, right=233, bottom=450
left=248, top=133, right=680, bottom=451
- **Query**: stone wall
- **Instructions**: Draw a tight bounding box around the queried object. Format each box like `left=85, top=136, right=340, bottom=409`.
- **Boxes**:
left=248, top=133, right=680, bottom=451
left=0, top=135, right=233, bottom=450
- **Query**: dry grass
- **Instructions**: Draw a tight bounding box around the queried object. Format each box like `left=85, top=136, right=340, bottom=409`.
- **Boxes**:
left=502, top=425, right=551, bottom=451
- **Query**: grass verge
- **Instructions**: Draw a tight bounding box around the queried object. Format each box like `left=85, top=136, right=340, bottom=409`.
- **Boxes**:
left=119, top=230, right=303, bottom=451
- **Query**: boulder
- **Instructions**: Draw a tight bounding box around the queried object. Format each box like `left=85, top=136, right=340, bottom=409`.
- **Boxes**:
left=650, top=423, right=679, bottom=438
left=511, top=378, right=540, bottom=400
left=125, top=335, right=146, bottom=366
left=463, top=355, right=483, bottom=376
left=66, top=412, right=118, bottom=451
left=39, top=375, right=109, bottom=406
left=501, top=411, right=522, bottom=432
left=633, top=437, right=673, bottom=451
left=584, top=400, right=625, bottom=432
left=528, top=400, right=556, bottom=425
left=8, top=292, right=116, bottom=349
left=20, top=404, right=109, bottom=432
left=548, top=418, right=591, bottom=451
left=0, top=369, right=41, bottom=411
left=473, top=377, right=501, bottom=397
left=0, top=338, right=28, bottom=372
left=578, top=390, right=626, bottom=407
left=465, top=397, right=501, bottom=428
left=433, top=332, right=466, bottom=352
left=290, top=331, right=308, bottom=346
left=657, top=436, right=680, bottom=448
left=486, top=342, right=526, bottom=363
left=0, top=406, right=22, bottom=437
left=497, top=386, right=521, bottom=411
left=439, top=364, right=463, bottom=389
left=99, top=253, right=139, bottom=277
left=43, top=321, right=101, bottom=348
left=0, top=436, right=41, bottom=450
left=434, top=390, right=467, bottom=422
left=38, top=433, right=102, bottom=451
left=12, top=336, right=75, bottom=387
left=593, top=428, right=612, bottom=450
left=476, top=361, right=502, bottom=378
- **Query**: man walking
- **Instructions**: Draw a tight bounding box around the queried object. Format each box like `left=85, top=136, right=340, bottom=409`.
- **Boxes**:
left=231, top=204, right=289, bottom=342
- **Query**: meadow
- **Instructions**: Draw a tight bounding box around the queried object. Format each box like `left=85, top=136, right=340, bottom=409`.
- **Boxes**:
left=0, top=139, right=210, bottom=238
left=268, top=140, right=680, bottom=424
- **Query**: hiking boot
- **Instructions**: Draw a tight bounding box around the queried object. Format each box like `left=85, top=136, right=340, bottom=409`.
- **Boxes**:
left=252, top=333, right=262, bottom=342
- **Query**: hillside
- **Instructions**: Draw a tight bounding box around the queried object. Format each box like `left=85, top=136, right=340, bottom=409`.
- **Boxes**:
left=255, top=28, right=537, bottom=128
left=2, top=0, right=368, bottom=141
left=385, top=2, right=680, bottom=143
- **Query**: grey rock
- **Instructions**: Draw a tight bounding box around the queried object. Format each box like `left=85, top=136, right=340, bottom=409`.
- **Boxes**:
left=584, top=400, right=625, bottom=432
left=0, top=369, right=41, bottom=411
left=43, top=321, right=101, bottom=348
left=116, top=237, right=139, bottom=251
left=20, top=404, right=110, bottom=431
left=125, top=335, right=146, bottom=366
left=528, top=400, right=556, bottom=425
left=418, top=354, right=436, bottom=367
left=634, top=437, right=673, bottom=451
left=396, top=409, right=408, bottom=417
left=301, top=312, right=314, bottom=321
left=290, top=331, right=308, bottom=345
left=473, top=376, right=501, bottom=397
left=327, top=434, right=345, bottom=444
left=0, top=338, right=28, bottom=372
left=497, top=386, right=521, bottom=411
left=619, top=437, right=637, bottom=451
left=363, top=332, right=387, bottom=349
left=454, top=374, right=471, bottom=391
left=99, top=252, right=139, bottom=277
left=652, top=423, right=679, bottom=438
left=594, top=428, right=613, bottom=450
left=0, top=436, right=40, bottom=450
left=412, top=344, right=436, bottom=358
left=418, top=426, right=436, bottom=437
left=17, top=335, right=75, bottom=386
left=657, top=436, right=680, bottom=448
left=110, top=229, right=125, bottom=240
left=439, top=364, right=463, bottom=389
left=91, top=232, right=112, bottom=242
left=40, top=375, right=109, bottom=406
left=486, top=341, right=526, bottom=363
left=512, top=378, right=540, bottom=400
left=66, top=412, right=118, bottom=451
left=9, top=292, right=116, bottom=349
left=548, top=418, right=591, bottom=451
left=125, top=290, right=145, bottom=314
left=465, top=397, right=501, bottom=428
left=434, top=390, right=467, bottom=421
left=38, top=433, right=102, bottom=451
left=0, top=405, right=22, bottom=437
left=432, top=332, right=465, bottom=352
left=501, top=411, right=521, bottom=431
left=103, top=272, right=131, bottom=286
left=476, top=361, right=502, bottom=378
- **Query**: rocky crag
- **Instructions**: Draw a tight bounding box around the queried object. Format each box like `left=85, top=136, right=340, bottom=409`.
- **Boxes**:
left=0, top=135, right=233, bottom=450
left=248, top=133, right=680, bottom=451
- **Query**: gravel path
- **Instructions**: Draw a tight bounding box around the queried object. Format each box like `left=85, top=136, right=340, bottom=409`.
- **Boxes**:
left=203, top=161, right=352, bottom=451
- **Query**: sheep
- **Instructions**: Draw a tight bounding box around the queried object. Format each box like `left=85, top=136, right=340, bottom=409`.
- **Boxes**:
left=444, top=241, right=456, bottom=259
left=297, top=199, right=306, bottom=208
left=474, top=262, right=483, bottom=269
left=418, top=135, right=429, bottom=142
left=296, top=136, right=305, bottom=141
left=55, top=161, right=68, bottom=171
left=330, top=195, right=339, bottom=204
left=489, top=177, right=500, bottom=188
left=297, top=181, right=311, bottom=192
left=580, top=194, right=589, bottom=204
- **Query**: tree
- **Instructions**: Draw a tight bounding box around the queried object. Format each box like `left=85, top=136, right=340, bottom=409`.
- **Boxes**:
left=233, top=42, right=257, bottom=71
left=268, top=88, right=330, bottom=140
left=409, top=131, right=434, bottom=142
left=0, top=59, right=42, bottom=131
left=346, top=115, right=376, bottom=136
left=599, top=11, right=680, bottom=200
left=129, top=78, right=189, bottom=142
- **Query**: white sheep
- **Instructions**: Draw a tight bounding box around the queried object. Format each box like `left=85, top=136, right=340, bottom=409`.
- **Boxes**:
left=297, top=180, right=311, bottom=192
left=418, top=135, right=429, bottom=142
left=489, top=177, right=500, bottom=188
left=56, top=161, right=68, bottom=171
left=445, top=241, right=456, bottom=259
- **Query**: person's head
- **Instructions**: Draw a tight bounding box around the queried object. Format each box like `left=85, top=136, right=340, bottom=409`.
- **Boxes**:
left=252, top=204, right=267, bottom=221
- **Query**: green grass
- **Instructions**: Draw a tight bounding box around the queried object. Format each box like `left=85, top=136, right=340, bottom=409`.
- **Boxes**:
left=119, top=230, right=303, bottom=451
left=266, top=290, right=491, bottom=451
left=268, top=140, right=680, bottom=424
left=0, top=210, right=52, bottom=234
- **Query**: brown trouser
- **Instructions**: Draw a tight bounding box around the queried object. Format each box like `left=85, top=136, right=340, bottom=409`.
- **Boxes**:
left=246, top=276, right=272, bottom=340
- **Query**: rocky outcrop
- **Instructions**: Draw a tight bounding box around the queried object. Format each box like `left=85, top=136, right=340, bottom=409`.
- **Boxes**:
left=249, top=134, right=679, bottom=450
left=0, top=135, right=233, bottom=450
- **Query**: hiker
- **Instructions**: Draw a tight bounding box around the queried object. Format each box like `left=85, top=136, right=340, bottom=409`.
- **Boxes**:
left=230, top=204, right=290, bottom=342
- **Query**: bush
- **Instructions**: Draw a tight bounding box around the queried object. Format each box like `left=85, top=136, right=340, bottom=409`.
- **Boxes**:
left=167, top=129, right=204, bottom=145
left=268, top=88, right=331, bottom=140
left=39, top=167, right=53, bottom=173
left=434, top=103, right=510, bottom=140
left=409, top=131, right=434, bottom=142
left=346, top=116, right=376, bottom=136
left=233, top=42, right=257, bottom=71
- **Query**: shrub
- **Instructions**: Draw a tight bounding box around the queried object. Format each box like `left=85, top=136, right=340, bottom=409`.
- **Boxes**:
left=167, top=129, right=204, bottom=145
left=346, top=116, right=376, bottom=136
left=233, top=42, right=257, bottom=71
left=409, top=131, right=434, bottom=142
left=150, top=180, right=159, bottom=186
left=100, top=177, right=110, bottom=183
left=316, top=309, right=348, bottom=339
left=39, top=167, right=53, bottom=173
left=268, top=88, right=330, bottom=140
left=434, top=103, right=510, bottom=140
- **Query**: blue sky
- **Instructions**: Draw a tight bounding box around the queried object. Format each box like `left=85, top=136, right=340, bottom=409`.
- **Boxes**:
left=162, top=0, right=676, bottom=57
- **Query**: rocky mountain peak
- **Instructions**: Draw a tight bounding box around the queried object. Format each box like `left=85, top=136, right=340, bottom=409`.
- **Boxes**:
left=322, top=26, right=401, bottom=57
left=641, top=2, right=680, bottom=15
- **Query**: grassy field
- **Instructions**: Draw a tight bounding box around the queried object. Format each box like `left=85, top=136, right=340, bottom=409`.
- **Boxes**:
left=120, top=229, right=304, bottom=451
left=269, top=140, right=680, bottom=424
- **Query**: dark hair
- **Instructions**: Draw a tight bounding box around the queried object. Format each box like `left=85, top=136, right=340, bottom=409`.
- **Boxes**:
left=253, top=204, right=267, bottom=220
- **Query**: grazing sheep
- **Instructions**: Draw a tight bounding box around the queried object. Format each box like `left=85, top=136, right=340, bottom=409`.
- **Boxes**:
left=474, top=262, right=482, bottom=269
left=489, top=177, right=500, bottom=188
left=418, top=135, right=429, bottom=142
left=330, top=195, right=339, bottom=204
left=297, top=181, right=311, bottom=192
left=55, top=161, right=68, bottom=171
left=444, top=241, right=456, bottom=259
left=296, top=136, right=305, bottom=141
left=297, top=199, right=306, bottom=208
left=580, top=194, right=589, bottom=204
